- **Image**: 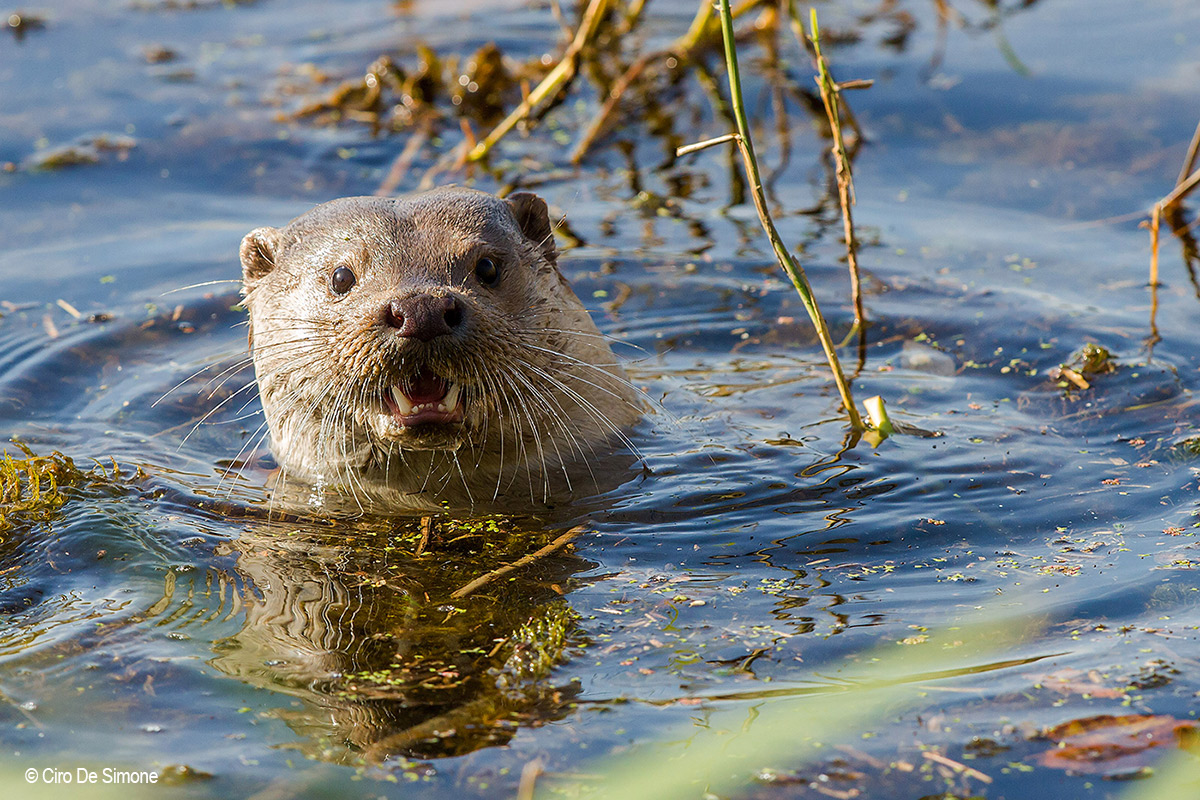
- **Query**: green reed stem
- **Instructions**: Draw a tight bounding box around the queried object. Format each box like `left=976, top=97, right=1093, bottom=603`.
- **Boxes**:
left=715, top=0, right=862, bottom=430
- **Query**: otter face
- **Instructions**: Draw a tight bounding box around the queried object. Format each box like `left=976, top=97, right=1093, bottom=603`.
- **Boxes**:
left=238, top=188, right=641, bottom=504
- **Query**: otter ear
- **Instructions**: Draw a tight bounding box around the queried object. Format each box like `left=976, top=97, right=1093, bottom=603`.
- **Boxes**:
left=240, top=226, right=281, bottom=288
left=506, top=192, right=556, bottom=261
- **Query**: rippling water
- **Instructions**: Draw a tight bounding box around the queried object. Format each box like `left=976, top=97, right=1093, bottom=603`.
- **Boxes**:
left=3, top=0, right=1200, bottom=797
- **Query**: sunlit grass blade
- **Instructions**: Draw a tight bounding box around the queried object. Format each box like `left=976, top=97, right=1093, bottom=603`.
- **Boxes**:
left=569, top=616, right=1042, bottom=800
left=1119, top=751, right=1200, bottom=800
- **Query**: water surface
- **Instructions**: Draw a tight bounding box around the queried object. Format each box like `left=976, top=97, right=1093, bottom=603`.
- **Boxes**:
left=3, top=1, right=1200, bottom=797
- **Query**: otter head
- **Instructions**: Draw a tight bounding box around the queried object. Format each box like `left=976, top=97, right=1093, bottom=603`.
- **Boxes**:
left=239, top=188, right=640, bottom=503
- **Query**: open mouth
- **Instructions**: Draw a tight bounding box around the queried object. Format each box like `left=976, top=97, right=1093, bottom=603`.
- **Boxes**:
left=383, top=367, right=464, bottom=427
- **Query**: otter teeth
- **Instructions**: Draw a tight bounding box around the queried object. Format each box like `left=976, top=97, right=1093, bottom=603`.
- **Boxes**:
left=390, top=385, right=415, bottom=416
left=390, top=382, right=461, bottom=416
left=442, top=381, right=461, bottom=411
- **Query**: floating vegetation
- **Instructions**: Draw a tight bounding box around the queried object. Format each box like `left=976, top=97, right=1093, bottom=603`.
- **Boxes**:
left=495, top=602, right=576, bottom=692
left=156, top=764, right=214, bottom=785
left=231, top=519, right=593, bottom=761
left=1050, top=342, right=1116, bottom=391
left=140, top=43, right=178, bottom=64
left=26, top=133, right=137, bottom=172
left=289, top=45, right=539, bottom=139
left=1036, top=714, right=1198, bottom=778
left=30, top=146, right=100, bottom=170
left=278, top=0, right=1018, bottom=175
left=0, top=443, right=127, bottom=538
left=1074, top=342, right=1116, bottom=375
left=1169, top=435, right=1200, bottom=459
left=273, top=0, right=891, bottom=196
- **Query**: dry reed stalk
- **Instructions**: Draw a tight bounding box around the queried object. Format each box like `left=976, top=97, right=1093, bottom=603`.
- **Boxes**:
left=375, top=123, right=430, bottom=196
left=1148, top=119, right=1200, bottom=293
left=807, top=8, right=872, bottom=334
left=467, top=0, right=612, bottom=163
left=1176, top=120, right=1200, bottom=186
left=1150, top=202, right=1162, bottom=288
left=517, top=758, right=546, bottom=800
left=414, top=515, right=433, bottom=556
left=1161, top=168, right=1200, bottom=209
left=570, top=0, right=762, bottom=164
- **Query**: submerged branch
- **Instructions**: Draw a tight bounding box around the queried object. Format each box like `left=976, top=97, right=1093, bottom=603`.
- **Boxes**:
left=450, top=525, right=585, bottom=599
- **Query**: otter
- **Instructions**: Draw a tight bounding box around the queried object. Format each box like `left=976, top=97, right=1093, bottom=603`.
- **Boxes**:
left=238, top=187, right=643, bottom=512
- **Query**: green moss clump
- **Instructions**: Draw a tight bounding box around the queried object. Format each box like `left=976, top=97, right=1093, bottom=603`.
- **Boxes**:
left=0, top=445, right=78, bottom=536
left=1075, top=342, right=1116, bottom=375
left=0, top=442, right=129, bottom=539
left=496, top=602, right=577, bottom=692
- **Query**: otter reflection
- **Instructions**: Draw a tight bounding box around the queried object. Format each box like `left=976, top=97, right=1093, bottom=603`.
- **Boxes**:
left=208, top=515, right=587, bottom=762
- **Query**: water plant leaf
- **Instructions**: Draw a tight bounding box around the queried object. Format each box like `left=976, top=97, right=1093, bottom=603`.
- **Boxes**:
left=1036, top=714, right=1198, bottom=776
left=862, top=394, right=894, bottom=444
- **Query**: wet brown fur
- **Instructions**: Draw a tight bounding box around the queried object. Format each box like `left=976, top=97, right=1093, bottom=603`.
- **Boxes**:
left=239, top=187, right=642, bottom=511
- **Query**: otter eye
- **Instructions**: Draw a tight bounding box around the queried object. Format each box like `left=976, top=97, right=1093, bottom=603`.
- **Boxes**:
left=330, top=265, right=356, bottom=295
left=474, top=256, right=500, bottom=287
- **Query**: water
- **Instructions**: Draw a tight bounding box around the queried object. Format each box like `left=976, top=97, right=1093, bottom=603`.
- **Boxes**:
left=3, top=0, right=1200, bottom=797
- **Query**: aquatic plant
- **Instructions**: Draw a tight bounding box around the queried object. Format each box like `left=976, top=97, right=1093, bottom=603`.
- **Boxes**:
left=0, top=443, right=116, bottom=537
left=804, top=5, right=871, bottom=337
left=1148, top=119, right=1200, bottom=283
left=1050, top=342, right=1116, bottom=392
left=1147, top=118, right=1200, bottom=347
left=677, top=2, right=865, bottom=430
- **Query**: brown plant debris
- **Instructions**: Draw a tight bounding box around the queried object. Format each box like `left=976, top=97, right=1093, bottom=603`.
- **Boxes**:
left=1036, top=713, right=1198, bottom=776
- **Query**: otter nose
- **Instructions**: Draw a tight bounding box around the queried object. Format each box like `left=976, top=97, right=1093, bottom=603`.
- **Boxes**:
left=385, top=293, right=463, bottom=341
